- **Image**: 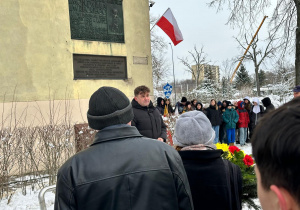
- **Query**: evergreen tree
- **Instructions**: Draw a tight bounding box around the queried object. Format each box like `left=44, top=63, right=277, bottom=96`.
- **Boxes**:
left=235, top=64, right=252, bottom=90
left=221, top=76, right=229, bottom=98
left=202, top=66, right=214, bottom=91
left=197, top=66, right=215, bottom=100
left=258, top=69, right=266, bottom=87
left=221, top=76, right=235, bottom=99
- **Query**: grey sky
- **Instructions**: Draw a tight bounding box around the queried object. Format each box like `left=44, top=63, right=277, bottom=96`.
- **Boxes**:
left=149, top=0, right=280, bottom=82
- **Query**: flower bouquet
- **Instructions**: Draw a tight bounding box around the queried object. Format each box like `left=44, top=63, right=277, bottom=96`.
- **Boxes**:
left=216, top=143, right=260, bottom=210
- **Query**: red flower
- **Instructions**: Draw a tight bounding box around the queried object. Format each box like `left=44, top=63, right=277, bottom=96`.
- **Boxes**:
left=243, top=155, right=254, bottom=167
left=228, top=146, right=240, bottom=154
left=167, top=129, right=173, bottom=146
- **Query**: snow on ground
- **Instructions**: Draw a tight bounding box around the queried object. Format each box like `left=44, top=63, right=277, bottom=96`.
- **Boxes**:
left=0, top=184, right=260, bottom=210
left=0, top=186, right=55, bottom=210
left=236, top=142, right=253, bottom=155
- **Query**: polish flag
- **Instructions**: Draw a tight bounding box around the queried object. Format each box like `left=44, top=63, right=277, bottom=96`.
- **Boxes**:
left=156, top=8, right=183, bottom=46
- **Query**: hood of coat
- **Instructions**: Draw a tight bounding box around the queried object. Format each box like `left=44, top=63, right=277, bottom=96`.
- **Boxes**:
left=252, top=97, right=260, bottom=105
left=131, top=99, right=155, bottom=111
left=261, top=97, right=271, bottom=107
left=224, top=100, right=231, bottom=107
left=237, top=101, right=245, bottom=110
left=195, top=102, right=203, bottom=111
left=243, top=96, right=251, bottom=101
left=156, top=97, right=164, bottom=108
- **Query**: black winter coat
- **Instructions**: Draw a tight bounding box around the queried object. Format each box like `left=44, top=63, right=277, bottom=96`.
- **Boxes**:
left=55, top=125, right=194, bottom=210
left=179, top=149, right=242, bottom=210
left=261, top=97, right=275, bottom=114
left=131, top=99, right=167, bottom=140
left=249, top=105, right=264, bottom=138
left=206, top=105, right=223, bottom=126
left=156, top=97, right=165, bottom=115
left=250, top=105, right=264, bottom=128
left=156, top=106, right=164, bottom=115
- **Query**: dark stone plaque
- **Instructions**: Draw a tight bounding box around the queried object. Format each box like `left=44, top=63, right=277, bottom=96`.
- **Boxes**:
left=73, top=54, right=127, bottom=80
left=68, top=0, right=124, bottom=43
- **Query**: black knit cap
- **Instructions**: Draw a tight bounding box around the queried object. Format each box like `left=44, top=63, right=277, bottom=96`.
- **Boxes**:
left=181, top=97, right=187, bottom=102
left=87, top=87, right=134, bottom=130
left=293, top=85, right=300, bottom=93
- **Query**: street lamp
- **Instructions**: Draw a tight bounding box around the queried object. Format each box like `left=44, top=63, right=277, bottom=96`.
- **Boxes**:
left=169, top=43, right=176, bottom=103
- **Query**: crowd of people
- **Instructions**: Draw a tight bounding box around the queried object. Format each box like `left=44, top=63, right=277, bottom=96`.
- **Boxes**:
left=155, top=95, right=275, bottom=147
left=54, top=85, right=300, bottom=210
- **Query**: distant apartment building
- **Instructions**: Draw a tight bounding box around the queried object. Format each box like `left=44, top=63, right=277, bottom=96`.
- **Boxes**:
left=192, top=64, right=220, bottom=83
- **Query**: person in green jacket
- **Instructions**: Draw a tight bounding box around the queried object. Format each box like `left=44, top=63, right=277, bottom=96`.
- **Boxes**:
left=223, top=103, right=239, bottom=145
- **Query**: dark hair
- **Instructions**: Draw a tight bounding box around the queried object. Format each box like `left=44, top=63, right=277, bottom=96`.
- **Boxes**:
left=181, top=97, right=187, bottom=103
left=251, top=97, right=300, bottom=205
left=164, top=98, right=172, bottom=106
left=134, top=85, right=150, bottom=96
left=210, top=99, right=218, bottom=110
left=156, top=97, right=164, bottom=107
left=195, top=102, right=203, bottom=111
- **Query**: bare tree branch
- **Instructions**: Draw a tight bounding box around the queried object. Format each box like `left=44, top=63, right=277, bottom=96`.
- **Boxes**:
left=178, top=45, right=210, bottom=87
left=207, top=0, right=299, bottom=85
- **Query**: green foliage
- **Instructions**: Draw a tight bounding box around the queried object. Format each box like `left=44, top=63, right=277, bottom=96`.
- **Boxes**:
left=221, top=76, right=235, bottom=101
left=235, top=64, right=252, bottom=89
left=258, top=69, right=266, bottom=86
left=198, top=66, right=220, bottom=99
left=222, top=149, right=260, bottom=210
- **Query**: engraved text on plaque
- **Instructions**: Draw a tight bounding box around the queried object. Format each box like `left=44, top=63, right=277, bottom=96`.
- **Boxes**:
left=73, top=54, right=127, bottom=80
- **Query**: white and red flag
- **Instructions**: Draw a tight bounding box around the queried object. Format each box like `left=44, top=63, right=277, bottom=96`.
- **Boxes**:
left=156, top=8, right=183, bottom=46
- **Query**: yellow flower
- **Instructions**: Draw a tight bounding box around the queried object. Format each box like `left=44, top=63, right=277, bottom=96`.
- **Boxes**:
left=215, top=143, right=233, bottom=159
left=241, top=150, right=245, bottom=157
left=215, top=143, right=229, bottom=152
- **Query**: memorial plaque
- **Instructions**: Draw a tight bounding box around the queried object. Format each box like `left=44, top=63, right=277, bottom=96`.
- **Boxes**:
left=73, top=54, right=127, bottom=80
left=68, top=0, right=124, bottom=43
left=133, top=56, right=148, bottom=65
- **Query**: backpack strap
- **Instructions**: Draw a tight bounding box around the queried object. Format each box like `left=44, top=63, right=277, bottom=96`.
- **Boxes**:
left=223, top=159, right=233, bottom=210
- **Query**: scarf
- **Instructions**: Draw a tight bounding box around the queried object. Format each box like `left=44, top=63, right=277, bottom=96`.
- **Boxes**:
left=252, top=97, right=261, bottom=114
left=181, top=144, right=216, bottom=151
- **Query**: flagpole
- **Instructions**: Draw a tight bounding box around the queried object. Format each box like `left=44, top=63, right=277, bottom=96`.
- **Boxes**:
left=150, top=8, right=170, bottom=31
left=169, top=43, right=176, bottom=103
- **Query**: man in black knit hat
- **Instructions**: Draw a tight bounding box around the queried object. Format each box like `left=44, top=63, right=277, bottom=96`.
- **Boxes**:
left=54, top=86, right=193, bottom=210
left=293, top=85, right=300, bottom=98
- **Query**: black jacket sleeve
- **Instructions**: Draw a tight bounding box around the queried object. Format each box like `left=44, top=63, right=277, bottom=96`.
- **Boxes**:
left=165, top=150, right=194, bottom=210
left=54, top=162, right=76, bottom=210
left=160, top=116, right=167, bottom=140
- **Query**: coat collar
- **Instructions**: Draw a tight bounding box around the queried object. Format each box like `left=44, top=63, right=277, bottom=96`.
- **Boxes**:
left=131, top=99, right=155, bottom=110
left=90, top=125, right=143, bottom=146
left=178, top=149, right=223, bottom=161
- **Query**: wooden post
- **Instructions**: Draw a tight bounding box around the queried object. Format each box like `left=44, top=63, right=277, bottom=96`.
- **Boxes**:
left=230, top=16, right=268, bottom=83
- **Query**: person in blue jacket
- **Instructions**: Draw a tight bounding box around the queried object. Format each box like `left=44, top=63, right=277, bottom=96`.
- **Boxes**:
left=223, top=103, right=239, bottom=145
